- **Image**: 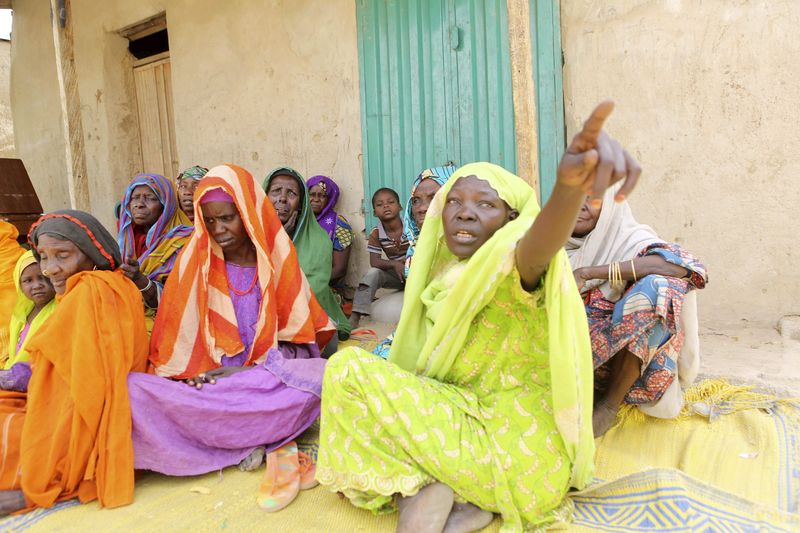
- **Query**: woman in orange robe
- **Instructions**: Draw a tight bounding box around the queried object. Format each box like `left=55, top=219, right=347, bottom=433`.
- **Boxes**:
left=0, top=221, right=24, bottom=362
left=0, top=210, right=149, bottom=515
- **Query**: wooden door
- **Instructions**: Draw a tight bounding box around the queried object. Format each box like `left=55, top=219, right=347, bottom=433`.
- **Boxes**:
left=133, top=52, right=178, bottom=179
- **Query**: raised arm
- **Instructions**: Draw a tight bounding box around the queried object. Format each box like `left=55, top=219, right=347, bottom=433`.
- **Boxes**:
left=516, top=101, right=641, bottom=289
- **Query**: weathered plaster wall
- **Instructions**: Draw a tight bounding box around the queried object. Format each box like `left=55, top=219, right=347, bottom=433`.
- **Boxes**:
left=561, top=0, right=800, bottom=327
left=0, top=39, right=15, bottom=157
left=11, top=0, right=366, bottom=282
left=165, top=0, right=366, bottom=284
left=10, top=0, right=70, bottom=211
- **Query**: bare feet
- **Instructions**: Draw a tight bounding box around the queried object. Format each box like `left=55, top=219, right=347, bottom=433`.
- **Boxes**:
left=238, top=446, right=266, bottom=471
left=592, top=401, right=620, bottom=437
left=349, top=311, right=362, bottom=330
left=397, top=482, right=454, bottom=533
left=0, top=490, right=26, bottom=515
left=443, top=502, right=494, bottom=533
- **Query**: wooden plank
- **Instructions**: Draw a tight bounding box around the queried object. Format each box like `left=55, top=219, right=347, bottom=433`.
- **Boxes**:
left=118, top=12, right=167, bottom=41
left=506, top=0, right=538, bottom=194
left=50, top=0, right=90, bottom=210
left=133, top=65, right=166, bottom=175
left=162, top=61, right=179, bottom=178
left=133, top=51, right=170, bottom=68
left=154, top=64, right=173, bottom=178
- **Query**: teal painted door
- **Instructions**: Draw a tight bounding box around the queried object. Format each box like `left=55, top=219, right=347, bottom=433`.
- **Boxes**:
left=531, top=0, right=565, bottom=201
left=356, top=0, right=517, bottom=229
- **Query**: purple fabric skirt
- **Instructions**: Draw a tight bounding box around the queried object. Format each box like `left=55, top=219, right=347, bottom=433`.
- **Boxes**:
left=128, top=347, right=325, bottom=476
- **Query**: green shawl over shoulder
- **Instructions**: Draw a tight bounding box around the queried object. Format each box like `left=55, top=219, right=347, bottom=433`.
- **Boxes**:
left=263, top=167, right=350, bottom=339
left=388, top=162, right=595, bottom=488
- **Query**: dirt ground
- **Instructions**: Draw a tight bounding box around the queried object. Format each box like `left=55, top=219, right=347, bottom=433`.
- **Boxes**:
left=698, top=322, right=800, bottom=397
left=357, top=315, right=800, bottom=398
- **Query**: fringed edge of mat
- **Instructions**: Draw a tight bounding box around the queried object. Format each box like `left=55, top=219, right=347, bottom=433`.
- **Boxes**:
left=618, top=378, right=800, bottom=425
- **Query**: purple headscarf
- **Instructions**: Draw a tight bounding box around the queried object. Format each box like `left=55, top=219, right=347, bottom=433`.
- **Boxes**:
left=306, top=175, right=340, bottom=240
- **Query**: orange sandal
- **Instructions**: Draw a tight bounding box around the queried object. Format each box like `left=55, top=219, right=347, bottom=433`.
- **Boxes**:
left=257, top=441, right=300, bottom=512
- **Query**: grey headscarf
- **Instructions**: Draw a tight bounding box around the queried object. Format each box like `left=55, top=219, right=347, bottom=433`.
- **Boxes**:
left=29, top=210, right=122, bottom=271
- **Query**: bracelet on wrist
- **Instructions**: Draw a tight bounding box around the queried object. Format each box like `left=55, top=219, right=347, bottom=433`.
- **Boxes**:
left=139, top=277, right=153, bottom=292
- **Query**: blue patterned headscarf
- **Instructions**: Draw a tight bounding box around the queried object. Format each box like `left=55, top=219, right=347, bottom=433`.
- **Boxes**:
left=402, top=165, right=456, bottom=277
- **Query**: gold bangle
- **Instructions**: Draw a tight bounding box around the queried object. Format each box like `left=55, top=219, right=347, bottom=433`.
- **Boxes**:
left=630, top=259, right=637, bottom=282
left=610, top=261, right=624, bottom=290
left=612, top=261, right=617, bottom=289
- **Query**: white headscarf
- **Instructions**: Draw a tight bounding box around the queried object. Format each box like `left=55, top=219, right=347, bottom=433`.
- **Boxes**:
left=566, top=185, right=662, bottom=301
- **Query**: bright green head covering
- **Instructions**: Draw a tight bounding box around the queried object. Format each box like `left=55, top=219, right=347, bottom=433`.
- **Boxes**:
left=263, top=167, right=350, bottom=339
left=6, top=250, right=57, bottom=368
left=388, top=161, right=594, bottom=488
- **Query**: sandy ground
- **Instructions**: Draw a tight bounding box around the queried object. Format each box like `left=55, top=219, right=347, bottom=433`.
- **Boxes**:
left=357, top=311, right=800, bottom=398
left=698, top=322, right=800, bottom=397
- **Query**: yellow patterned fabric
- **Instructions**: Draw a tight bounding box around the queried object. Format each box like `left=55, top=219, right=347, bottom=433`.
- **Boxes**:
left=388, top=163, right=594, bottom=489
left=317, top=268, right=576, bottom=531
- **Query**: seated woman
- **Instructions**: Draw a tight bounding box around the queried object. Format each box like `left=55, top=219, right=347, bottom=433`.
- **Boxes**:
left=117, top=173, right=193, bottom=310
left=129, top=164, right=335, bottom=512
left=0, top=210, right=149, bottom=515
left=316, top=102, right=636, bottom=532
left=176, top=165, right=209, bottom=222
left=373, top=164, right=456, bottom=358
left=0, top=251, right=57, bottom=391
left=567, top=186, right=707, bottom=437
left=263, top=167, right=350, bottom=342
left=0, top=221, right=24, bottom=360
left=307, top=174, right=354, bottom=288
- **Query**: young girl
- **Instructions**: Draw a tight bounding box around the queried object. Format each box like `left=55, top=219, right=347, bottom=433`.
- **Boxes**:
left=0, top=251, right=57, bottom=391
left=316, top=101, right=640, bottom=532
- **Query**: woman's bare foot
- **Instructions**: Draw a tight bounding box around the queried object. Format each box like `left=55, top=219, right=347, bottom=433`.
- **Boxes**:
left=0, top=490, right=26, bottom=515
left=238, top=446, right=266, bottom=471
left=397, top=482, right=454, bottom=533
left=443, top=502, right=493, bottom=533
left=349, top=311, right=362, bottom=330
left=592, top=401, right=620, bottom=437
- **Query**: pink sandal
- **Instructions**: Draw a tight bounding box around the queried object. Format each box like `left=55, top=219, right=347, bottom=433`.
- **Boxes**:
left=257, top=441, right=300, bottom=512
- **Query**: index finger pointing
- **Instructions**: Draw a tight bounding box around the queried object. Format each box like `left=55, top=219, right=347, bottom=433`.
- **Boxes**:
left=578, top=100, right=615, bottom=145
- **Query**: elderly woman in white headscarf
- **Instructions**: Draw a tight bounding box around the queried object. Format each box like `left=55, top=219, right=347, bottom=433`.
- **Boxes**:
left=567, top=185, right=707, bottom=436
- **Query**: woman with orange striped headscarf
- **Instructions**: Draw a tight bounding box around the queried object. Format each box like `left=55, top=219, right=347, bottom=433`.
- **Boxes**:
left=127, top=164, right=333, bottom=511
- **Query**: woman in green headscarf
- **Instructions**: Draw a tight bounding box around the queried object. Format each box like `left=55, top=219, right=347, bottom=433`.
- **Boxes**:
left=263, top=167, right=350, bottom=343
left=315, top=102, right=640, bottom=532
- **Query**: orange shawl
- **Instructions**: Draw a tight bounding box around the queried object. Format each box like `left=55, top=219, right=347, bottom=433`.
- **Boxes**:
left=0, top=222, right=24, bottom=362
left=11, top=270, right=148, bottom=509
left=150, top=164, right=334, bottom=379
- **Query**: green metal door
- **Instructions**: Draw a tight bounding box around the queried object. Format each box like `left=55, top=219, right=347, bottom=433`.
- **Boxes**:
left=531, top=0, right=565, bottom=201
left=356, top=0, right=517, bottom=229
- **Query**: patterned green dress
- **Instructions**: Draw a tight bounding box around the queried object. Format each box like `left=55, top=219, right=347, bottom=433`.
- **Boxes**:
left=317, top=270, right=574, bottom=531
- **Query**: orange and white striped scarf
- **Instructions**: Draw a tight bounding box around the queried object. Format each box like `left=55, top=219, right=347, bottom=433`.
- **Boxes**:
left=149, top=164, right=335, bottom=378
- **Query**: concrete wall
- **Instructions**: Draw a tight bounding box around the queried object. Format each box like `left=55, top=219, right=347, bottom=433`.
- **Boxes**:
left=10, top=0, right=70, bottom=210
left=0, top=39, right=14, bottom=157
left=561, top=0, right=800, bottom=327
left=11, top=0, right=366, bottom=284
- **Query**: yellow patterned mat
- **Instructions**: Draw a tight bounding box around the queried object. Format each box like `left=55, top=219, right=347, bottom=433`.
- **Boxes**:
left=2, top=382, right=798, bottom=532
